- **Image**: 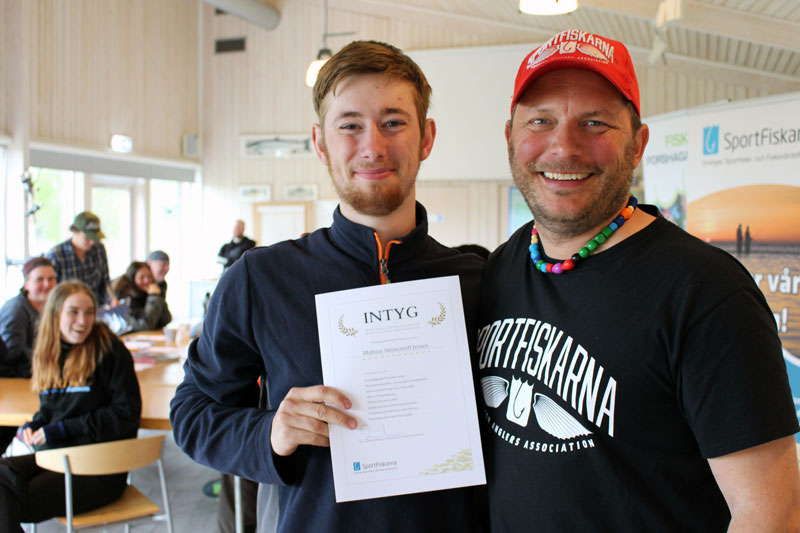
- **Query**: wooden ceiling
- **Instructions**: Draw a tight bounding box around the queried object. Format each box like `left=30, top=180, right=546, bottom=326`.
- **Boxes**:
left=322, top=0, right=800, bottom=86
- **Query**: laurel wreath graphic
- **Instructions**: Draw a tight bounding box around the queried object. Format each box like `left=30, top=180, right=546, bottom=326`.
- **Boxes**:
left=338, top=315, right=358, bottom=337
left=428, top=302, right=446, bottom=327
left=420, top=449, right=473, bottom=475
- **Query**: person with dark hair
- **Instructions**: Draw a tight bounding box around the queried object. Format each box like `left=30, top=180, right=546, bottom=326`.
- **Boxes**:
left=0, top=257, right=57, bottom=453
left=0, top=257, right=57, bottom=378
left=477, top=29, right=800, bottom=531
left=45, top=212, right=111, bottom=305
left=111, top=261, right=172, bottom=332
left=454, top=244, right=490, bottom=259
left=0, top=281, right=141, bottom=530
left=171, top=40, right=485, bottom=533
left=146, top=250, right=170, bottom=297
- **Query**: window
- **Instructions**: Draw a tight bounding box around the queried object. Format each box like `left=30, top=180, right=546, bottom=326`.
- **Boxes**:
left=16, top=147, right=198, bottom=318
left=28, top=167, right=81, bottom=256
left=149, top=179, right=182, bottom=253
left=91, top=182, right=133, bottom=279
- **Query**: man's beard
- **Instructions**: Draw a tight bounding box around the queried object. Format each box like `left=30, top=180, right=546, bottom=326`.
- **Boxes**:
left=509, top=140, right=638, bottom=239
left=322, top=135, right=423, bottom=217
left=330, top=170, right=416, bottom=217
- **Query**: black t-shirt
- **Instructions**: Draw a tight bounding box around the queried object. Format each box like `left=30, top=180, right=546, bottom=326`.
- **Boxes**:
left=477, top=208, right=798, bottom=532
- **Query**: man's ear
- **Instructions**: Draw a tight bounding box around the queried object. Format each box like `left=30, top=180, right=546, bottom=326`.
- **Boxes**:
left=312, top=124, right=328, bottom=166
left=632, top=124, right=650, bottom=169
left=419, top=118, right=436, bottom=162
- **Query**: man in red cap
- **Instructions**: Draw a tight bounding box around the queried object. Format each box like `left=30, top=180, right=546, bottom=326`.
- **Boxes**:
left=475, top=29, right=800, bottom=531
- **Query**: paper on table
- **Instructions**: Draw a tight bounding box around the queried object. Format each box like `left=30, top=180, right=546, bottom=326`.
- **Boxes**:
left=315, top=276, right=485, bottom=502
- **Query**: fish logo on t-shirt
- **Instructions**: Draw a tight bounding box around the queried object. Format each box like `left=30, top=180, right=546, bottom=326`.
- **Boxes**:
left=481, top=375, right=592, bottom=439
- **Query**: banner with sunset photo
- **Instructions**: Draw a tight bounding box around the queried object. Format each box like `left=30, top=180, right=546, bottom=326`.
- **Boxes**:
left=683, top=93, right=800, bottom=415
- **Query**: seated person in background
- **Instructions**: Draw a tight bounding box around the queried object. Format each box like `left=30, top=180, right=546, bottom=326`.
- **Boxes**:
left=0, top=281, right=141, bottom=529
left=0, top=257, right=57, bottom=377
left=146, top=250, right=170, bottom=298
left=111, top=261, right=172, bottom=332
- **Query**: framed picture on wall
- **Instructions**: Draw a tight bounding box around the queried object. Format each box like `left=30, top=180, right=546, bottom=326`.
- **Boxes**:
left=239, top=185, right=272, bottom=202
left=240, top=134, right=315, bottom=158
left=283, top=184, right=318, bottom=202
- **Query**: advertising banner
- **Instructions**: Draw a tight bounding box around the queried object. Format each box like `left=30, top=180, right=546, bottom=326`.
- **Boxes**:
left=641, top=111, right=688, bottom=228
left=644, top=93, right=800, bottom=429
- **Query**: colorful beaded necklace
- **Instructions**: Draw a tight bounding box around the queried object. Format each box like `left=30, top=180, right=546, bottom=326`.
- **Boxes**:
left=529, top=195, right=638, bottom=274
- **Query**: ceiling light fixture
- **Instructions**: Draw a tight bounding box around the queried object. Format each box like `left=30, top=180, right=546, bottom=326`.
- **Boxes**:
left=305, top=0, right=355, bottom=87
left=519, top=0, right=578, bottom=16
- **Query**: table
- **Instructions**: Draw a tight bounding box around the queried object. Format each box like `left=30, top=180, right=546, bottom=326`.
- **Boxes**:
left=0, top=330, right=186, bottom=430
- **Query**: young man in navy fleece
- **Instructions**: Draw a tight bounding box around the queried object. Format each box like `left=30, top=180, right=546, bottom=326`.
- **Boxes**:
left=170, top=41, right=485, bottom=533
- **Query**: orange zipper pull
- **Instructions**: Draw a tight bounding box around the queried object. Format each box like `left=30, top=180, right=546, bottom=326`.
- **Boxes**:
left=373, top=232, right=401, bottom=284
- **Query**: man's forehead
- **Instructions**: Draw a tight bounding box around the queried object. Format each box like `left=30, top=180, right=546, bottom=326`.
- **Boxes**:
left=518, top=68, right=628, bottom=108
left=27, top=266, right=55, bottom=279
left=330, top=106, right=412, bottom=120
left=324, top=75, right=416, bottom=113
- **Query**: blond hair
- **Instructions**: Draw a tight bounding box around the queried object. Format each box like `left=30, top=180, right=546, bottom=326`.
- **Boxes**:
left=312, top=40, right=432, bottom=134
left=32, top=281, right=112, bottom=392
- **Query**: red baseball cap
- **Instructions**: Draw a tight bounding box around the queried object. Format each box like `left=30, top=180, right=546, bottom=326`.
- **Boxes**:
left=511, top=29, right=640, bottom=116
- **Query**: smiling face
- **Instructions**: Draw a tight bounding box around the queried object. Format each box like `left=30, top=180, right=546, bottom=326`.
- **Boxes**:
left=507, top=68, right=648, bottom=239
left=312, top=73, right=435, bottom=219
left=147, top=260, right=169, bottom=283
left=59, top=292, right=96, bottom=344
left=133, top=265, right=154, bottom=292
left=24, top=266, right=57, bottom=309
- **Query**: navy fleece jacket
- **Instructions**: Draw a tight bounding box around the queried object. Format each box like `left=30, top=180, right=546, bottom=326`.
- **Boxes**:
left=171, top=203, right=485, bottom=532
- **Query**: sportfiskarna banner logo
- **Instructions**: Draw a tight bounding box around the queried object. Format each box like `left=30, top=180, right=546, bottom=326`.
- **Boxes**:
left=703, top=125, right=719, bottom=155
left=702, top=123, right=800, bottom=156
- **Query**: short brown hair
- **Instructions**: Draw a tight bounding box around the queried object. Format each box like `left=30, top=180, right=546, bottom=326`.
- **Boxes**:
left=313, top=41, right=432, bottom=134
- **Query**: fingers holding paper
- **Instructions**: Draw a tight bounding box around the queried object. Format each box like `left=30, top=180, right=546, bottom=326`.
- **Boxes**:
left=271, top=385, right=357, bottom=456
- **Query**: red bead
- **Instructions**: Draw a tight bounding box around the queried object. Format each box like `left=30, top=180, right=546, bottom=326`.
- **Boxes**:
left=561, top=260, right=575, bottom=270
left=545, top=263, right=553, bottom=273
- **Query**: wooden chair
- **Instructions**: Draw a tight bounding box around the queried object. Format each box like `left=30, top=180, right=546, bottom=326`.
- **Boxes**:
left=32, top=435, right=173, bottom=533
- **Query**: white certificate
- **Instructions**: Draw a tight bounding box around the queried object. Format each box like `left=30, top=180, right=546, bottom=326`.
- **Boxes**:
left=315, top=276, right=486, bottom=502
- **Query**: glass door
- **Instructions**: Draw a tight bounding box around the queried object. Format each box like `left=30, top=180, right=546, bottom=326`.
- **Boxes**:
left=90, top=177, right=134, bottom=281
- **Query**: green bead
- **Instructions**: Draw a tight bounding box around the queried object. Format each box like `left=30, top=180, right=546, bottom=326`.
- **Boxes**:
left=595, top=234, right=606, bottom=244
left=579, top=247, right=590, bottom=258
left=602, top=227, right=613, bottom=238
left=586, top=240, right=598, bottom=252
left=535, top=260, right=546, bottom=269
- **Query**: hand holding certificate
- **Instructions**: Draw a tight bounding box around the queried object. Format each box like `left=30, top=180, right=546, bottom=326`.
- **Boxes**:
left=315, top=276, right=485, bottom=502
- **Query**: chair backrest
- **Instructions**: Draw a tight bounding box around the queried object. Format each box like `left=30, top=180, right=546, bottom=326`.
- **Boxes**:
left=35, top=435, right=164, bottom=475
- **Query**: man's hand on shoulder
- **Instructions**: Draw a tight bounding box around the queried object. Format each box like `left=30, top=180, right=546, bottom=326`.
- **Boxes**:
left=146, top=283, right=162, bottom=295
left=270, top=385, right=357, bottom=457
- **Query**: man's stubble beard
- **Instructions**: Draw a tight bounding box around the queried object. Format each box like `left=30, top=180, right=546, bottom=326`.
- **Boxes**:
left=509, top=140, right=638, bottom=239
left=329, top=168, right=417, bottom=217
left=324, top=139, right=422, bottom=218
